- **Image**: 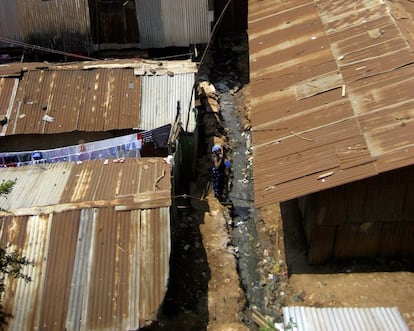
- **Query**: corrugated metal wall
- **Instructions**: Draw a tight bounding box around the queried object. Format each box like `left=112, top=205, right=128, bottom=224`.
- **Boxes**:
left=1, top=0, right=211, bottom=51
left=282, top=306, right=410, bottom=331
left=135, top=0, right=213, bottom=48
left=0, top=0, right=19, bottom=48
left=140, top=73, right=196, bottom=132
left=0, top=0, right=92, bottom=53
left=303, top=165, right=414, bottom=264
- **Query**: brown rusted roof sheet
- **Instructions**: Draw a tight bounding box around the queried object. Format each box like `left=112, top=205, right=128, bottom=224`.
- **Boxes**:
left=0, top=59, right=197, bottom=135
left=0, top=158, right=171, bottom=330
left=3, top=67, right=141, bottom=134
left=249, top=0, right=414, bottom=207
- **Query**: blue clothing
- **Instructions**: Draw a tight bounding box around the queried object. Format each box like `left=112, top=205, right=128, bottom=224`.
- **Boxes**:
left=212, top=156, right=225, bottom=198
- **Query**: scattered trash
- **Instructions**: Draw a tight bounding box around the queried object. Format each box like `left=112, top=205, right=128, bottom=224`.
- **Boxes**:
left=368, top=28, right=384, bottom=39
left=0, top=115, right=7, bottom=126
left=317, top=171, right=334, bottom=180
left=42, top=114, right=54, bottom=123
left=163, top=155, right=174, bottom=164
left=292, top=291, right=305, bottom=302
left=230, top=86, right=240, bottom=95
left=274, top=322, right=285, bottom=330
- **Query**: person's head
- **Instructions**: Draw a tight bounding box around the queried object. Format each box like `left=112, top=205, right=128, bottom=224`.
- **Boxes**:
left=212, top=144, right=222, bottom=153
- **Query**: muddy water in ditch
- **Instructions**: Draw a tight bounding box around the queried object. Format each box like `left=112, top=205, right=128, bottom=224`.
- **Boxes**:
left=218, top=89, right=270, bottom=325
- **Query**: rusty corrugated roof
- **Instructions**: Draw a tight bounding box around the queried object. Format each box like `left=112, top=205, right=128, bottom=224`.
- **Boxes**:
left=3, top=66, right=141, bottom=134
left=0, top=59, right=197, bottom=135
left=0, top=158, right=171, bottom=330
left=249, top=0, right=414, bottom=207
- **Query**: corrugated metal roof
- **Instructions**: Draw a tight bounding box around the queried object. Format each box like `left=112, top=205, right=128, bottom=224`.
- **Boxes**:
left=0, top=59, right=197, bottom=135
left=5, top=68, right=141, bottom=134
left=249, top=0, right=414, bottom=207
left=140, top=72, right=196, bottom=131
left=0, top=158, right=171, bottom=330
left=136, top=0, right=213, bottom=48
left=0, top=0, right=91, bottom=52
left=282, top=306, right=410, bottom=331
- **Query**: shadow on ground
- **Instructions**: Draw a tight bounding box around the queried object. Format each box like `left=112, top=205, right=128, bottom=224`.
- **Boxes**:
left=141, top=181, right=211, bottom=331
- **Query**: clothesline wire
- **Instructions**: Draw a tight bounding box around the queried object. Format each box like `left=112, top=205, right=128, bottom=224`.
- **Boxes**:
left=0, top=36, right=100, bottom=61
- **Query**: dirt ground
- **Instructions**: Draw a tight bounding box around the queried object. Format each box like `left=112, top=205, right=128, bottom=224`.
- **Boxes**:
left=261, top=203, right=414, bottom=330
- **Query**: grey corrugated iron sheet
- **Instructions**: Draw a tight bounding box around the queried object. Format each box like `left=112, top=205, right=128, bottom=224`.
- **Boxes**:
left=0, top=0, right=91, bottom=52
left=140, top=72, right=196, bottom=131
left=136, top=0, right=213, bottom=48
left=249, top=0, right=414, bottom=207
left=0, top=1, right=19, bottom=47
left=0, top=158, right=171, bottom=330
left=283, top=306, right=409, bottom=331
left=0, top=59, right=197, bottom=135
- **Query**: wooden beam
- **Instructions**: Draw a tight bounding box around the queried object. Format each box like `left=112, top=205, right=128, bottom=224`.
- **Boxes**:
left=0, top=190, right=171, bottom=216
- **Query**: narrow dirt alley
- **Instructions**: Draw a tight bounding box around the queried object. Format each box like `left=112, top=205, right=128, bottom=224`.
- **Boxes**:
left=142, top=32, right=286, bottom=330
left=210, top=35, right=289, bottom=328
left=211, top=33, right=296, bottom=329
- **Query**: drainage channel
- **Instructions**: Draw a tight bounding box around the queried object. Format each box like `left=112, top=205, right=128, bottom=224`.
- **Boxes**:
left=209, top=33, right=286, bottom=329
left=217, top=88, right=265, bottom=328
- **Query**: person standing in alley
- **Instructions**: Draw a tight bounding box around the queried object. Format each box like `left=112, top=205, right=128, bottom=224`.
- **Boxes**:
left=211, top=144, right=225, bottom=201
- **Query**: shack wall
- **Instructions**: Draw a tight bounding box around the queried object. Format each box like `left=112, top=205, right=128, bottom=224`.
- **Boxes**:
left=300, top=165, right=414, bottom=263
